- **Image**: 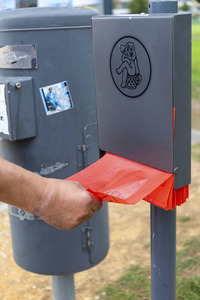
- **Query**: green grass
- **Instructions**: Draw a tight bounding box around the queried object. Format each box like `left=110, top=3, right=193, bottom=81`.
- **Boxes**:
left=176, top=236, right=200, bottom=272
left=97, top=236, right=200, bottom=300
left=192, top=21, right=200, bottom=101
left=176, top=237, right=200, bottom=299
left=97, top=266, right=150, bottom=300
left=176, top=277, right=200, bottom=300
left=179, top=216, right=192, bottom=223
left=192, top=22, right=200, bottom=36
left=192, top=38, right=200, bottom=100
left=191, top=22, right=200, bottom=128
left=192, top=142, right=200, bottom=162
left=144, top=242, right=150, bottom=249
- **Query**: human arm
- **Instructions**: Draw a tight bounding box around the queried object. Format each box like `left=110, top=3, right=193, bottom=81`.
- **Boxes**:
left=0, top=158, right=102, bottom=230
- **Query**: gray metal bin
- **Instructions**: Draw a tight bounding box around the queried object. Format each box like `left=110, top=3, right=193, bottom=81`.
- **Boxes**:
left=0, top=7, right=109, bottom=275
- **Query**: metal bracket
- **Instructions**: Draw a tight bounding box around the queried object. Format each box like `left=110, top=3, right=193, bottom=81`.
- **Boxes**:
left=81, top=226, right=94, bottom=249
left=77, top=121, right=99, bottom=171
left=76, top=145, right=85, bottom=171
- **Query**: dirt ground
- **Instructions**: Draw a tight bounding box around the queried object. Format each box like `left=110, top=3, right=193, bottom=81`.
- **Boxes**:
left=0, top=158, right=200, bottom=300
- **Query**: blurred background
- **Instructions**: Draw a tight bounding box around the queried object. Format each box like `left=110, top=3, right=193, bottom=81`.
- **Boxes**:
left=0, top=0, right=200, bottom=17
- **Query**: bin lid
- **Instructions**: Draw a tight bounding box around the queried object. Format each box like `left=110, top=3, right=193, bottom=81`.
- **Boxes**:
left=0, top=7, right=97, bottom=30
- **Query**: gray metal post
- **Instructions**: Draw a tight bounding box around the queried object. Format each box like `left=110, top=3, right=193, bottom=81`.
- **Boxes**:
left=151, top=206, right=176, bottom=300
left=52, top=275, right=75, bottom=300
left=104, top=0, right=112, bottom=14
left=148, top=0, right=178, bottom=14
left=148, top=1, right=178, bottom=300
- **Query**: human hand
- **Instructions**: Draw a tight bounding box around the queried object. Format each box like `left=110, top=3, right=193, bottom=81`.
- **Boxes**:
left=32, top=179, right=102, bottom=230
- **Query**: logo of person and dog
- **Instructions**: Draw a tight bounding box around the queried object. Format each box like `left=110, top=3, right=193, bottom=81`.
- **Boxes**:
left=116, top=41, right=142, bottom=90
left=110, top=36, right=151, bottom=98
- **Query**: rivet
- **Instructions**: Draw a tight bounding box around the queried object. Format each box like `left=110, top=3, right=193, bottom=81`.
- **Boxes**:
left=15, top=82, right=21, bottom=89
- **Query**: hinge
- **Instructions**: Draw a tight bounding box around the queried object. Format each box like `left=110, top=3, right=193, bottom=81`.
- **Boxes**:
left=77, top=145, right=84, bottom=171
left=81, top=226, right=94, bottom=249
left=82, top=144, right=87, bottom=152
left=77, top=144, right=88, bottom=171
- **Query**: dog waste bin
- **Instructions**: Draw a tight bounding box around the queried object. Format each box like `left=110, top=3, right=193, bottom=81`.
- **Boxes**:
left=0, top=7, right=109, bottom=275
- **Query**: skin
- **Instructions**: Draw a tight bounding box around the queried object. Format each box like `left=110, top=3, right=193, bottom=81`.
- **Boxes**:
left=0, top=158, right=102, bottom=230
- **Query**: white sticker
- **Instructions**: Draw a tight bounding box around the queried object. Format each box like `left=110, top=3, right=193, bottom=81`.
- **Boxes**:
left=0, top=84, right=9, bottom=135
left=39, top=81, right=74, bottom=116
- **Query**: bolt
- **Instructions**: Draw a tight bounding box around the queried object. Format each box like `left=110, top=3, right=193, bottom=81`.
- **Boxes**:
left=15, top=82, right=21, bottom=89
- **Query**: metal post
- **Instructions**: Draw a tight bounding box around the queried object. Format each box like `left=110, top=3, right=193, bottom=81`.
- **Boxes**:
left=148, top=0, right=178, bottom=14
left=148, top=1, right=178, bottom=300
left=52, top=275, right=75, bottom=300
left=151, top=206, right=176, bottom=300
left=104, top=0, right=112, bottom=14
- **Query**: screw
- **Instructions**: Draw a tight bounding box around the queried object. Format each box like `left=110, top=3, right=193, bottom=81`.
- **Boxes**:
left=15, top=82, right=21, bottom=89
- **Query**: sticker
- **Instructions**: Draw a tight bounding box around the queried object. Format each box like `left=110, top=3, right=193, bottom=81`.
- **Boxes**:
left=39, top=81, right=74, bottom=116
left=35, top=161, right=69, bottom=176
left=8, top=206, right=42, bottom=222
left=110, top=36, right=151, bottom=98
left=0, top=84, right=9, bottom=135
left=0, top=45, right=37, bottom=69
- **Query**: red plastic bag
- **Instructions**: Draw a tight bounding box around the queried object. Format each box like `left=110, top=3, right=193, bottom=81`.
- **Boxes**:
left=67, top=152, right=188, bottom=210
left=67, top=108, right=189, bottom=210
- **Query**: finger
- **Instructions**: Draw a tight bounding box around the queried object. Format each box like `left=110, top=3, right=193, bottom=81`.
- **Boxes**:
left=85, top=210, right=95, bottom=220
left=89, top=193, right=103, bottom=211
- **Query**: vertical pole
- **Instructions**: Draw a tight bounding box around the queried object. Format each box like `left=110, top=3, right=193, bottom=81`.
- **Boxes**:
left=148, top=1, right=178, bottom=300
left=52, top=274, right=75, bottom=300
left=104, top=0, right=112, bottom=14
left=151, top=206, right=176, bottom=300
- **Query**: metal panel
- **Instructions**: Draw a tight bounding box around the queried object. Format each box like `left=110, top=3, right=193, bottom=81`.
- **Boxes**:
left=0, top=76, right=36, bottom=140
left=0, top=7, right=95, bottom=29
left=92, top=15, right=174, bottom=173
left=173, top=13, right=191, bottom=189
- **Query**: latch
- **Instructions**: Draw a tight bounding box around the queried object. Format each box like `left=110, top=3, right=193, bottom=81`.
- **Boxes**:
left=77, top=122, right=99, bottom=171
left=81, top=226, right=94, bottom=249
left=76, top=144, right=87, bottom=171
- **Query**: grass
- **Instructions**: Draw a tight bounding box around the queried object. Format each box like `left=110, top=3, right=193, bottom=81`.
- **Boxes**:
left=97, top=266, right=150, bottom=300
left=96, top=236, right=200, bottom=300
left=191, top=21, right=200, bottom=128
left=179, top=216, right=192, bottom=223
left=192, top=142, right=200, bottom=162
left=192, top=21, right=200, bottom=36
left=192, top=38, right=200, bottom=100
left=192, top=21, right=200, bottom=101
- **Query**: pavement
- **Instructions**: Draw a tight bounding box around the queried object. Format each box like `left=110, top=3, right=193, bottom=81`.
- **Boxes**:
left=0, top=129, right=200, bottom=213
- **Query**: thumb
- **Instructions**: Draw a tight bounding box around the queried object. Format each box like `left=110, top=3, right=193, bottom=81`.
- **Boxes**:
left=88, top=191, right=103, bottom=211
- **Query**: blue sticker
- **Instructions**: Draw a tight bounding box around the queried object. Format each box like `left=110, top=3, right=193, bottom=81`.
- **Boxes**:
left=39, top=81, right=74, bottom=116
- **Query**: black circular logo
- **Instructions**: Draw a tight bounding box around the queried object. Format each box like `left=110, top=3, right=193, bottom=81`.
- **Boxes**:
left=110, top=36, right=151, bottom=98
